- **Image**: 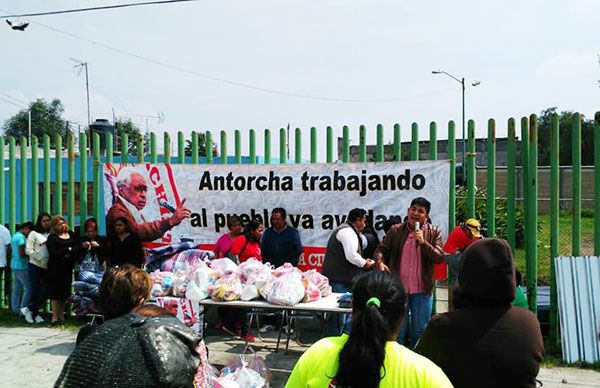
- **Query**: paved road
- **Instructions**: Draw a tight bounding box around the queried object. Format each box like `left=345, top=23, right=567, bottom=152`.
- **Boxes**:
left=1, top=325, right=599, bottom=387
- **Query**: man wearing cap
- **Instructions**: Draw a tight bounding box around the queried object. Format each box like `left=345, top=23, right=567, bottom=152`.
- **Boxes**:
left=443, top=218, right=483, bottom=286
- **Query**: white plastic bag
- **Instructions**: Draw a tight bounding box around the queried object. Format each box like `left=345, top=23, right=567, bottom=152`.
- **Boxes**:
left=211, top=257, right=239, bottom=274
left=240, top=284, right=259, bottom=301
left=211, top=273, right=243, bottom=301
left=186, top=262, right=219, bottom=301
left=260, top=267, right=305, bottom=306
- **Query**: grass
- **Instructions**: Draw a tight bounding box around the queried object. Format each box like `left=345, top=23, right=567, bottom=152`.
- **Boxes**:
left=541, top=339, right=600, bottom=371
left=512, top=212, right=595, bottom=285
left=0, top=308, right=86, bottom=331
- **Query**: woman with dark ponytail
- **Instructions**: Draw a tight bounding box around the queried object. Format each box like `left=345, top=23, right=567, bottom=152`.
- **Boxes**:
left=286, top=271, right=452, bottom=388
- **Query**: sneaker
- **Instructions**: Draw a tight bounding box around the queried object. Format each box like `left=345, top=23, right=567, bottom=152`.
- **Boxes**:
left=34, top=315, right=45, bottom=324
left=21, top=307, right=34, bottom=324
left=259, top=324, right=274, bottom=333
left=241, top=333, right=255, bottom=342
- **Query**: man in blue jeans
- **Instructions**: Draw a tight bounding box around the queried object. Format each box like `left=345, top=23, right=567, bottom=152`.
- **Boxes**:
left=376, top=197, right=444, bottom=348
left=322, top=208, right=376, bottom=335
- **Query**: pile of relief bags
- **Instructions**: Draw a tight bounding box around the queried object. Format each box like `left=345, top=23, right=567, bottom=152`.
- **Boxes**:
left=145, top=241, right=332, bottom=306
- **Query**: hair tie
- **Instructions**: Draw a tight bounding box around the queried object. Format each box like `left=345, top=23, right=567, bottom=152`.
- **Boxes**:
left=366, top=297, right=381, bottom=309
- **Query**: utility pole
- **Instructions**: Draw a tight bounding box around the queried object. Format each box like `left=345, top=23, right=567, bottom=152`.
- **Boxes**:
left=70, top=58, right=91, bottom=127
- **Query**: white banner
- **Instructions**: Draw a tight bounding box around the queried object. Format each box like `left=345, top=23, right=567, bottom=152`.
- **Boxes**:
left=103, top=161, right=449, bottom=247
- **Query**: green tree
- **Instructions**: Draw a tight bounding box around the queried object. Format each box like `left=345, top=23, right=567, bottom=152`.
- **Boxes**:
left=537, top=107, right=594, bottom=166
left=185, top=132, right=218, bottom=157
left=2, top=98, right=67, bottom=144
left=113, top=119, right=149, bottom=156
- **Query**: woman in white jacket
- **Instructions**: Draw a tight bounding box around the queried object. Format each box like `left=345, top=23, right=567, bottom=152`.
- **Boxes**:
left=22, top=212, right=51, bottom=323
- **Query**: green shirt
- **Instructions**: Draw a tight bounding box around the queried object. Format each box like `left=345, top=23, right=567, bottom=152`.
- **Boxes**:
left=286, top=334, right=453, bottom=388
left=512, top=286, right=529, bottom=309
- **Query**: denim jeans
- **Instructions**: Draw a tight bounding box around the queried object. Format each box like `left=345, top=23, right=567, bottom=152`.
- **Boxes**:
left=27, top=263, right=46, bottom=316
left=11, top=269, right=31, bottom=314
left=325, top=281, right=352, bottom=336
left=444, top=252, right=462, bottom=286
left=397, top=292, right=433, bottom=348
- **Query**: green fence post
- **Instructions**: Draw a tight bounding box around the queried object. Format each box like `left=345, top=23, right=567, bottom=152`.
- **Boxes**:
left=31, top=136, right=39, bottom=221
left=20, top=136, right=28, bottom=222
left=280, top=128, right=287, bottom=164
left=54, top=135, right=63, bottom=215
left=393, top=124, right=401, bottom=162
left=106, top=132, right=113, bottom=164
left=164, top=132, right=171, bottom=164
left=136, top=133, right=144, bottom=164
left=67, top=133, right=75, bottom=230
left=191, top=131, right=199, bottom=164
left=264, top=129, right=271, bottom=164
left=550, top=113, right=560, bottom=346
left=0, top=136, right=4, bottom=225
left=448, top=121, right=456, bottom=230
left=595, top=112, right=600, bottom=255
left=572, top=114, right=582, bottom=256
left=8, top=137, right=16, bottom=232
left=411, top=123, right=419, bottom=161
left=487, top=119, right=496, bottom=236
left=295, top=128, right=302, bottom=164
left=521, top=117, right=530, bottom=281
left=341, top=126, right=349, bottom=163
left=310, top=127, right=317, bottom=164
left=359, top=125, right=367, bottom=162
left=43, top=135, right=51, bottom=213
left=429, top=122, right=437, bottom=160
left=178, top=131, right=185, bottom=164
left=328, top=126, right=335, bottom=163
left=235, top=130, right=242, bottom=164
left=526, top=114, right=538, bottom=314
left=220, top=131, right=227, bottom=165
left=150, top=133, right=157, bottom=164
left=121, top=132, right=129, bottom=164
left=93, top=133, right=101, bottom=223
left=249, top=130, right=256, bottom=164
left=467, top=120, right=476, bottom=217
left=376, top=124, right=384, bottom=162
left=206, top=131, right=213, bottom=164
left=79, top=132, right=88, bottom=233
left=506, top=118, right=516, bottom=251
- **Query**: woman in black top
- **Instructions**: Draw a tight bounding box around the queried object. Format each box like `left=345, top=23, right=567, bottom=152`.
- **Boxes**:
left=46, top=215, right=81, bottom=324
left=109, top=217, right=144, bottom=268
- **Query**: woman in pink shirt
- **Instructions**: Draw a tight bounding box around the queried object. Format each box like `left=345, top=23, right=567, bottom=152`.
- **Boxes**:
left=230, top=219, right=264, bottom=263
left=213, top=216, right=242, bottom=258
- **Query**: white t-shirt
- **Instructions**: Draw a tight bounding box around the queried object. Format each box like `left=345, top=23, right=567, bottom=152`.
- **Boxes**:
left=0, top=224, right=11, bottom=267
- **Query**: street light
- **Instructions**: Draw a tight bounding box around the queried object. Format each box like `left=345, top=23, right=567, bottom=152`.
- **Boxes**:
left=431, top=70, right=480, bottom=184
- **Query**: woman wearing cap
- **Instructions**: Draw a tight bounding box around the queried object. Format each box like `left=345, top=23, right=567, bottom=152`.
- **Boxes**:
left=442, top=218, right=482, bottom=287
left=415, top=238, right=544, bottom=388
left=286, top=271, right=452, bottom=388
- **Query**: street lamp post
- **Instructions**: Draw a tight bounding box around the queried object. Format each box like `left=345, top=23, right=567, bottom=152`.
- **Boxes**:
left=432, top=70, right=480, bottom=184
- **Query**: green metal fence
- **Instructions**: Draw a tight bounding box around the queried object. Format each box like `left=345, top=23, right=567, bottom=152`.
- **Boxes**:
left=2, top=113, right=600, bottom=347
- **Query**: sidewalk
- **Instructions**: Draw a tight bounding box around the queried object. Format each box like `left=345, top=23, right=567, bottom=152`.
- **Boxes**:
left=1, top=324, right=599, bottom=387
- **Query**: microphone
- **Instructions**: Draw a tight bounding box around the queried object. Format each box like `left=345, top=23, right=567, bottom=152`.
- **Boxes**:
left=159, top=200, right=176, bottom=213
left=415, top=221, right=420, bottom=248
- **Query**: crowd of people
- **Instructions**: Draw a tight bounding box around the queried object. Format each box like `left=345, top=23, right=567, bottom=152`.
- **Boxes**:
left=1, top=192, right=545, bottom=387
left=1, top=214, right=144, bottom=325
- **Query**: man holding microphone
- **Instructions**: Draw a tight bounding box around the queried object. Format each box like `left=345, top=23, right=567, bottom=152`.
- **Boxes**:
left=375, top=197, right=444, bottom=347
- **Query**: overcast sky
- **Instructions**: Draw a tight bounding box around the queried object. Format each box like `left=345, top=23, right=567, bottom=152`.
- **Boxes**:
left=1, top=0, right=598, bottom=160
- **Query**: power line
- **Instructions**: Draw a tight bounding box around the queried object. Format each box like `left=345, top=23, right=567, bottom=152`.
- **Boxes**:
left=0, top=0, right=200, bottom=19
left=0, top=92, right=27, bottom=105
left=0, top=95, right=25, bottom=109
left=0, top=9, right=455, bottom=103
